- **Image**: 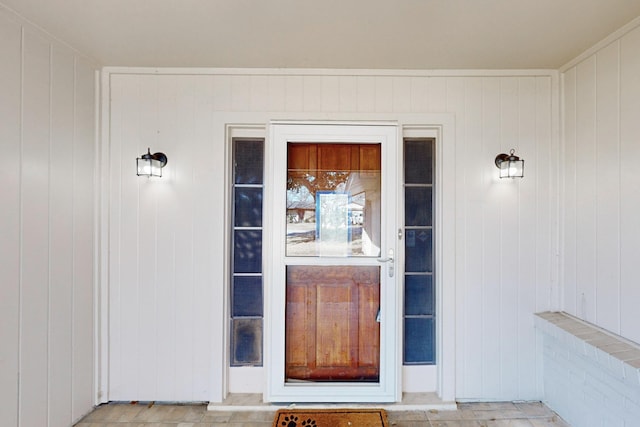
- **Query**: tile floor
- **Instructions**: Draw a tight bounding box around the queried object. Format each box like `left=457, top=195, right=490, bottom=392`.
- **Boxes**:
left=75, top=401, right=571, bottom=427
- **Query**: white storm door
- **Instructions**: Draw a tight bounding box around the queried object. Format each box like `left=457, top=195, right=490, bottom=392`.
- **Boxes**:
left=265, top=122, right=401, bottom=403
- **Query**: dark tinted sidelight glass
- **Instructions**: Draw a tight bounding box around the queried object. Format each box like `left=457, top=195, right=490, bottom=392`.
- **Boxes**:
left=403, top=137, right=435, bottom=365
left=234, top=187, right=263, bottom=227
left=405, top=229, right=433, bottom=273
left=404, top=317, right=435, bottom=364
left=405, top=187, right=433, bottom=226
left=234, top=230, right=262, bottom=273
left=404, top=139, right=433, bottom=184
left=234, top=140, right=264, bottom=184
left=232, top=276, right=263, bottom=317
left=231, top=318, right=263, bottom=365
left=404, top=275, right=434, bottom=316
left=231, top=138, right=264, bottom=367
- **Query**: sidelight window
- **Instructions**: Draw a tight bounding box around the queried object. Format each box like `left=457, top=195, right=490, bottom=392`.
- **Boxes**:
left=403, top=138, right=435, bottom=365
left=230, top=138, right=264, bottom=366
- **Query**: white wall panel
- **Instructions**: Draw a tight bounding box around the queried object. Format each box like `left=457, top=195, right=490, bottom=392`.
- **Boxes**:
left=231, top=75, right=250, bottom=112
left=321, top=75, right=340, bottom=112
left=107, top=74, right=128, bottom=399
left=284, top=75, right=303, bottom=112
left=108, top=74, right=220, bottom=401
left=0, top=7, right=98, bottom=426
left=212, top=74, right=232, bottom=112
left=574, top=57, right=597, bottom=323
left=458, top=77, right=486, bottom=400
left=409, top=77, right=428, bottom=112
left=375, top=76, right=393, bottom=112
left=250, top=75, right=270, bottom=112
left=356, top=76, right=375, bottom=112
left=267, top=75, right=286, bottom=112
left=154, top=76, right=180, bottom=401
left=534, top=77, right=554, bottom=314
left=619, top=27, right=640, bottom=345
left=0, top=11, right=22, bottom=427
left=303, top=75, right=322, bottom=112
left=498, top=77, right=521, bottom=399
left=339, top=76, right=357, bottom=112
left=72, top=57, right=97, bottom=420
left=107, top=69, right=556, bottom=403
left=190, top=84, right=218, bottom=399
left=594, top=41, right=621, bottom=333
left=20, top=30, right=52, bottom=427
left=392, top=77, right=411, bottom=113
left=427, top=78, right=448, bottom=113
left=562, top=67, right=577, bottom=315
left=515, top=78, right=537, bottom=396
left=49, top=45, right=75, bottom=427
left=561, top=22, right=640, bottom=345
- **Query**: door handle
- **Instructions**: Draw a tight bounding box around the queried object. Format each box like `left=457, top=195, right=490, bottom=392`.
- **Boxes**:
left=377, top=249, right=394, bottom=277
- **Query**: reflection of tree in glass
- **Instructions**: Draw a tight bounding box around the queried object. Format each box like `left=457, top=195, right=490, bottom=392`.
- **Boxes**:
left=287, top=171, right=351, bottom=195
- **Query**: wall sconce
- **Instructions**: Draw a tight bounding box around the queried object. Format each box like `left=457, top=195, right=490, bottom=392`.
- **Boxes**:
left=494, top=149, right=524, bottom=178
left=137, top=148, right=167, bottom=177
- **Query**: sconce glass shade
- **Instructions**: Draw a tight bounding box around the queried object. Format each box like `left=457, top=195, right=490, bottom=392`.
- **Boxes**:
left=495, top=149, right=524, bottom=178
left=137, top=148, right=167, bottom=177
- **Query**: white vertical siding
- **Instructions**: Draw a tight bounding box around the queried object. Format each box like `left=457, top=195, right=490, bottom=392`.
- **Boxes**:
left=73, top=56, right=98, bottom=420
left=107, top=69, right=556, bottom=402
left=0, top=7, right=98, bottom=427
left=0, top=11, right=23, bottom=427
left=619, top=26, right=640, bottom=345
left=562, top=67, right=578, bottom=316
left=108, top=74, right=219, bottom=401
left=452, top=76, right=555, bottom=400
left=575, top=56, right=597, bottom=323
left=594, top=42, right=621, bottom=333
left=21, top=29, right=51, bottom=427
left=561, top=22, right=640, bottom=345
left=49, top=44, right=75, bottom=427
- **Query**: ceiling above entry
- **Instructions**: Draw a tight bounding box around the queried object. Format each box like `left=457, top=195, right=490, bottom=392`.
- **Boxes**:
left=2, top=0, right=640, bottom=69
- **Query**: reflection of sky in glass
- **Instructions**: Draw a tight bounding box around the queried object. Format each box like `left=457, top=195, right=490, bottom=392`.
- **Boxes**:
left=317, top=193, right=350, bottom=256
left=287, top=185, right=314, bottom=209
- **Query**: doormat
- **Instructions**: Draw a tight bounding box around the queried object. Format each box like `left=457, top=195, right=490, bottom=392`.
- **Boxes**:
left=273, top=408, right=388, bottom=427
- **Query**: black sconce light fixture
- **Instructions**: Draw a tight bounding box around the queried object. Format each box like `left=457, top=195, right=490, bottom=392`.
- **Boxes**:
left=494, top=149, right=524, bottom=179
left=136, top=148, right=167, bottom=177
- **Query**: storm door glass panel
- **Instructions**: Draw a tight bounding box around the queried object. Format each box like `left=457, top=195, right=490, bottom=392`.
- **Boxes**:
left=286, top=143, right=381, bottom=257
left=403, top=138, right=435, bottom=365
left=285, top=142, right=382, bottom=383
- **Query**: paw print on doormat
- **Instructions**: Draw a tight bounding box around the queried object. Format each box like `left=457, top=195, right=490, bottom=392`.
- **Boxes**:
left=282, top=415, right=298, bottom=427
left=281, top=415, right=317, bottom=427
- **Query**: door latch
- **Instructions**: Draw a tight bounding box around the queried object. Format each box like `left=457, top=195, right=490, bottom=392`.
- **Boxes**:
left=376, top=249, right=394, bottom=277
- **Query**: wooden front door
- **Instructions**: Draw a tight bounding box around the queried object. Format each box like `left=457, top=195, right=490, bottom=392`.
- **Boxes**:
left=267, top=122, right=400, bottom=403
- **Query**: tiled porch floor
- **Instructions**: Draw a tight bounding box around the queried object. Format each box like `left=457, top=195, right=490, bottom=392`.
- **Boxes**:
left=75, top=401, right=570, bottom=426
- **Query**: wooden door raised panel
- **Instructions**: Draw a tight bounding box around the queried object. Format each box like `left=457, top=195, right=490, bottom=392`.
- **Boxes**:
left=318, top=144, right=353, bottom=171
left=288, top=143, right=379, bottom=174
left=285, top=266, right=380, bottom=381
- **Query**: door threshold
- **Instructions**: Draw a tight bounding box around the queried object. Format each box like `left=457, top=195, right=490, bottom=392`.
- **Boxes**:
left=207, top=392, right=457, bottom=412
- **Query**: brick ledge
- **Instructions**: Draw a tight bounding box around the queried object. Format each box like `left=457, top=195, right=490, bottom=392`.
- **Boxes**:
left=534, top=311, right=640, bottom=387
